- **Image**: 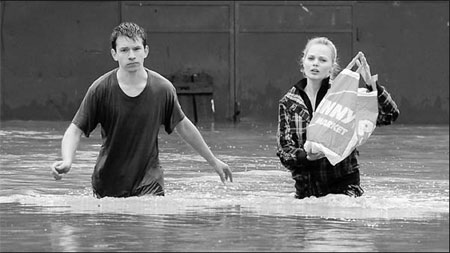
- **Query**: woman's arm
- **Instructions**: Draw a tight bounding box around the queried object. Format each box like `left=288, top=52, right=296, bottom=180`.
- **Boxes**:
left=374, top=83, right=400, bottom=126
left=358, top=53, right=400, bottom=126
left=276, top=99, right=309, bottom=170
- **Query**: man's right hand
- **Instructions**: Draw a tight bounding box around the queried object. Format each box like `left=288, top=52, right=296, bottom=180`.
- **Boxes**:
left=51, top=161, right=71, bottom=180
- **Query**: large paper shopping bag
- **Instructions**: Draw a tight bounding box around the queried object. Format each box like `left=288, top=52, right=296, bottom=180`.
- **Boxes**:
left=305, top=68, right=378, bottom=165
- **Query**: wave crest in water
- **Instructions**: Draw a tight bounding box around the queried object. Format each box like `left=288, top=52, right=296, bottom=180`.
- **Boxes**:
left=1, top=170, right=447, bottom=220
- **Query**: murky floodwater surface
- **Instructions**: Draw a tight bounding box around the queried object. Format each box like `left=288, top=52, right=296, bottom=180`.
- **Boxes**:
left=0, top=120, right=448, bottom=252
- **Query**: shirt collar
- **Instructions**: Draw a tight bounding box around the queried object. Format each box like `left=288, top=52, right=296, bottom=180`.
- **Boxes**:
left=294, top=77, right=331, bottom=92
left=293, top=77, right=331, bottom=115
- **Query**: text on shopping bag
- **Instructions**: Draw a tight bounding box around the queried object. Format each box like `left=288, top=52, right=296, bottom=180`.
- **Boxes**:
left=313, top=88, right=377, bottom=135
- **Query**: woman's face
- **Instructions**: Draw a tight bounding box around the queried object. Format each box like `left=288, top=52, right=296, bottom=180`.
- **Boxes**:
left=302, top=44, right=334, bottom=80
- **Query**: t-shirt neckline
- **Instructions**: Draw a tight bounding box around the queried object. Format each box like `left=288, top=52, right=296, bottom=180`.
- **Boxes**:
left=114, top=68, right=150, bottom=99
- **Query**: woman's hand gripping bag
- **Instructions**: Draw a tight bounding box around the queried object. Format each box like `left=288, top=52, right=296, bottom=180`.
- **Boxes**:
left=305, top=68, right=378, bottom=165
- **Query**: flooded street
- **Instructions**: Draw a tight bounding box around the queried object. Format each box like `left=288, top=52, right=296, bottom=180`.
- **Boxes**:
left=1, top=120, right=448, bottom=251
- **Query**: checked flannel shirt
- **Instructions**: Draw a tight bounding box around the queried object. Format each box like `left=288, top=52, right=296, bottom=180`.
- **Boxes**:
left=276, top=77, right=399, bottom=187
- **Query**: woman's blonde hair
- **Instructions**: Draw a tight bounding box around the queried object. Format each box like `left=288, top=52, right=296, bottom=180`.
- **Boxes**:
left=298, top=37, right=341, bottom=79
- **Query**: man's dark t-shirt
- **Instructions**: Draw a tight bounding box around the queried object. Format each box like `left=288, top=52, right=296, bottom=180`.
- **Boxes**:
left=72, top=68, right=185, bottom=198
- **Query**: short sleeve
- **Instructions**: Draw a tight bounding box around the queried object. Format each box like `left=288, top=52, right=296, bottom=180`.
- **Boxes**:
left=72, top=85, right=99, bottom=137
left=163, top=86, right=185, bottom=134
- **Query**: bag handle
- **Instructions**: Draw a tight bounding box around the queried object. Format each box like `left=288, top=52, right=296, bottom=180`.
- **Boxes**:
left=345, top=52, right=364, bottom=73
left=345, top=52, right=377, bottom=91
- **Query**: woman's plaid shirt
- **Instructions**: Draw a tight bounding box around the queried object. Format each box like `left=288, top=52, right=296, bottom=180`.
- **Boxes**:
left=276, top=78, right=399, bottom=184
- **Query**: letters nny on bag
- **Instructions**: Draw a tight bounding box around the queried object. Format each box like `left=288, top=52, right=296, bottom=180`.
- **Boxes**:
left=305, top=68, right=378, bottom=165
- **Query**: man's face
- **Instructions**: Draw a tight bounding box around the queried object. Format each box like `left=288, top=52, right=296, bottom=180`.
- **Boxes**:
left=111, top=36, right=149, bottom=72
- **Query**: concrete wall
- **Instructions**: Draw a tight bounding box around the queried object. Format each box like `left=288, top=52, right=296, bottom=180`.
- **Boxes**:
left=1, top=1, right=120, bottom=120
left=235, top=1, right=354, bottom=122
left=1, top=1, right=448, bottom=124
left=120, top=1, right=234, bottom=122
left=353, top=1, right=449, bottom=124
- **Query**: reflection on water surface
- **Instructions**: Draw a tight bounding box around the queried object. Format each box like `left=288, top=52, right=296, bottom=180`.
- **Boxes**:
left=0, top=120, right=448, bottom=251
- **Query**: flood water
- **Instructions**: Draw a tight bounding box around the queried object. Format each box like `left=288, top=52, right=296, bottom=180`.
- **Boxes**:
left=0, top=120, right=448, bottom=252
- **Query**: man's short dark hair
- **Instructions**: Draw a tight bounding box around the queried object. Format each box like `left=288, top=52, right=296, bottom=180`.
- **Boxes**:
left=110, top=22, right=147, bottom=50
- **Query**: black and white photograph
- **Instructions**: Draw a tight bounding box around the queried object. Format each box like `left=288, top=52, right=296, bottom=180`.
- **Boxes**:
left=0, top=1, right=448, bottom=252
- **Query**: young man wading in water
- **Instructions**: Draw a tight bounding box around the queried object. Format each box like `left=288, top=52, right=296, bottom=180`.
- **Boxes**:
left=51, top=22, right=232, bottom=198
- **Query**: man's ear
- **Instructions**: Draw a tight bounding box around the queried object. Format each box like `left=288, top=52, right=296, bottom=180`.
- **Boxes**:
left=111, top=48, right=118, bottom=61
left=144, top=45, right=150, bottom=58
